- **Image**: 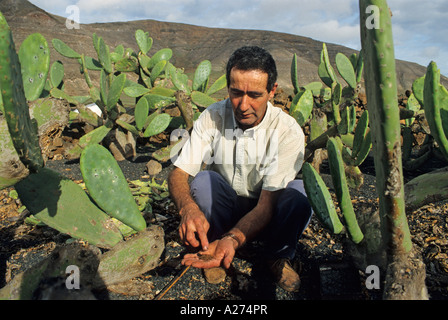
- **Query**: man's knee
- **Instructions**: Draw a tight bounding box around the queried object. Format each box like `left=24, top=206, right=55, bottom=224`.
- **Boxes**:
left=191, top=170, right=222, bottom=190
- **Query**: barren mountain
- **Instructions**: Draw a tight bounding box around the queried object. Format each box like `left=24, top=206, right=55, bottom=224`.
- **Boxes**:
left=0, top=0, right=443, bottom=96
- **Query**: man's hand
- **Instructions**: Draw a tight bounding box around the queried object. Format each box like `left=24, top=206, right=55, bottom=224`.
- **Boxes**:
left=181, top=237, right=238, bottom=269
left=168, top=167, right=210, bottom=251
left=179, top=203, right=210, bottom=251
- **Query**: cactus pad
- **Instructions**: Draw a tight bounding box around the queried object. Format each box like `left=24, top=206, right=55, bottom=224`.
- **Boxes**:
left=80, top=144, right=147, bottom=231
left=302, top=162, right=343, bottom=234
left=18, top=33, right=50, bottom=101
left=327, top=138, right=364, bottom=244
left=143, top=113, right=171, bottom=137
left=192, top=60, right=211, bottom=92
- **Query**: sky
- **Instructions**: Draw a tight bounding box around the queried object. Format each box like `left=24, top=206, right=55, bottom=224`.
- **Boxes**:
left=28, top=0, right=448, bottom=77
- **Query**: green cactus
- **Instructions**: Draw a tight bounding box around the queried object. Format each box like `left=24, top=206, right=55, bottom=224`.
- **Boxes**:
left=49, top=61, right=65, bottom=89
left=98, top=37, right=113, bottom=74
left=191, top=91, right=218, bottom=108
left=150, top=60, right=167, bottom=86
left=412, top=76, right=425, bottom=106
left=360, top=0, right=412, bottom=255
left=331, top=82, right=342, bottom=126
left=327, top=137, right=364, bottom=244
left=18, top=33, right=50, bottom=101
left=193, top=60, right=212, bottom=93
left=151, top=48, right=172, bottom=69
left=302, top=162, right=343, bottom=234
left=142, top=112, right=171, bottom=138
left=206, top=74, right=227, bottom=96
left=134, top=97, right=150, bottom=131
left=170, top=67, right=191, bottom=94
left=348, top=110, right=372, bottom=166
left=52, top=38, right=81, bottom=59
left=335, top=53, right=357, bottom=90
left=66, top=125, right=112, bottom=159
left=319, top=43, right=338, bottom=87
left=135, top=29, right=153, bottom=55
left=106, top=73, right=126, bottom=112
left=123, top=83, right=151, bottom=98
left=80, top=144, right=147, bottom=232
left=289, top=89, right=314, bottom=127
left=114, top=55, right=139, bottom=73
left=423, top=61, right=448, bottom=161
left=0, top=12, right=44, bottom=172
left=291, top=53, right=300, bottom=95
left=15, top=168, right=123, bottom=248
left=405, top=93, right=421, bottom=127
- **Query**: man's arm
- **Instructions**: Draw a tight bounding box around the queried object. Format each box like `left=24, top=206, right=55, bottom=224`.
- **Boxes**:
left=181, top=189, right=280, bottom=269
left=168, top=167, right=210, bottom=250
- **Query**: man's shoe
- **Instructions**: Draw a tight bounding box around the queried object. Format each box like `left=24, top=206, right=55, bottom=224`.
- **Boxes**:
left=269, top=258, right=301, bottom=292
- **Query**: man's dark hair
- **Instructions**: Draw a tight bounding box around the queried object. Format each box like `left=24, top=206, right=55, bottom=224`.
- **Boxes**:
left=226, top=46, right=278, bottom=92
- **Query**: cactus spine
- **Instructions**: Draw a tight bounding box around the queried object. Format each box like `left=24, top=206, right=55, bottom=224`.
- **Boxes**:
left=360, top=0, right=412, bottom=255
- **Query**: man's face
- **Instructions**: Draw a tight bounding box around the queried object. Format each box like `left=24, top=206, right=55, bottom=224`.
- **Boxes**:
left=228, top=67, right=278, bottom=130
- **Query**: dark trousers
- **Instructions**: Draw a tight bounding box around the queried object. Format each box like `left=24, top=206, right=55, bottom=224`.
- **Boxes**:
left=190, top=170, right=313, bottom=260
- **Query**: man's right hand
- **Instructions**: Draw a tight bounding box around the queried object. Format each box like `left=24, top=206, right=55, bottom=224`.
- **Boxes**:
left=179, top=203, right=210, bottom=251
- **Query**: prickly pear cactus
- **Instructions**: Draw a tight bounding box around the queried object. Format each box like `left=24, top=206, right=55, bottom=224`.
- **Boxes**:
left=18, top=33, right=50, bottom=101
left=0, top=12, right=44, bottom=172
left=143, top=113, right=171, bottom=138
left=192, top=60, right=211, bottom=92
left=302, top=162, right=343, bottom=234
left=15, top=168, right=123, bottom=249
left=80, top=144, right=147, bottom=231
left=327, top=138, right=364, bottom=244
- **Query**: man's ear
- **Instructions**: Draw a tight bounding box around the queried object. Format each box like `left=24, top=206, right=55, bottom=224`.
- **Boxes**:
left=269, top=83, right=278, bottom=99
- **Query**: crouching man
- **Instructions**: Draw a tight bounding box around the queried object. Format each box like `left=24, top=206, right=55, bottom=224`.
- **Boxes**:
left=168, top=46, right=312, bottom=292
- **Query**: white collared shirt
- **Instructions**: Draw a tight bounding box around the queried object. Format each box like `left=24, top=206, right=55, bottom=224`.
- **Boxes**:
left=172, top=98, right=305, bottom=198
